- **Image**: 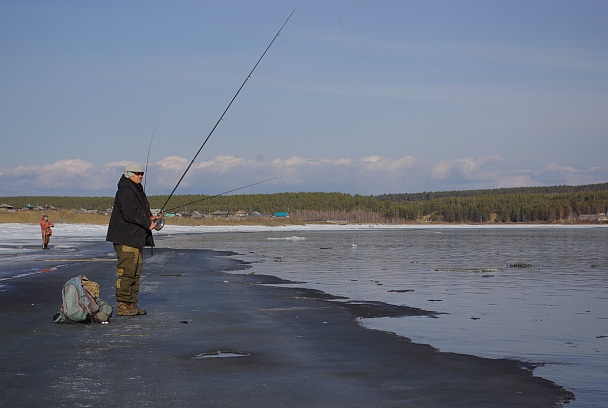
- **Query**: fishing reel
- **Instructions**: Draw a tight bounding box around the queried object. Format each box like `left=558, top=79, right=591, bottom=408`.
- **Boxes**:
left=154, top=215, right=165, bottom=231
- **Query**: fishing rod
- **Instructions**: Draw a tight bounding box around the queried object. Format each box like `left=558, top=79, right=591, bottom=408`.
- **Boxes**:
left=156, top=9, right=296, bottom=226
left=163, top=176, right=280, bottom=214
left=143, top=127, right=155, bottom=192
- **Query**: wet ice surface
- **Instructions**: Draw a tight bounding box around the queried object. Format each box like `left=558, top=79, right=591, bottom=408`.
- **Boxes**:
left=163, top=225, right=608, bottom=408
left=1, top=223, right=606, bottom=407
left=194, top=351, right=250, bottom=359
left=0, top=223, right=114, bottom=289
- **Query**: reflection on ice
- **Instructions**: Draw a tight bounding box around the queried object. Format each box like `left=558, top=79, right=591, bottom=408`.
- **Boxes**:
left=266, top=236, right=306, bottom=241
left=432, top=267, right=501, bottom=273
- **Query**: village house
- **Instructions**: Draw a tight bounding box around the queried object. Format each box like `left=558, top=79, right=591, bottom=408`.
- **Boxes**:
left=191, top=211, right=204, bottom=219
left=579, top=213, right=608, bottom=223
left=0, top=204, right=15, bottom=212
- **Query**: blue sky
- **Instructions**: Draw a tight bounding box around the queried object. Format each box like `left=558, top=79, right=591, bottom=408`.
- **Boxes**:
left=1, top=1, right=607, bottom=197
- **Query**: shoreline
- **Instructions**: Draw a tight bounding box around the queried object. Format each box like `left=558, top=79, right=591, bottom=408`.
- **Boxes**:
left=2, top=211, right=608, bottom=228
left=0, top=237, right=575, bottom=406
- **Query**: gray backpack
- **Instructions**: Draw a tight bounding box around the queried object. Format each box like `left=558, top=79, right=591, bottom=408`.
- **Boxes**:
left=53, top=275, right=113, bottom=324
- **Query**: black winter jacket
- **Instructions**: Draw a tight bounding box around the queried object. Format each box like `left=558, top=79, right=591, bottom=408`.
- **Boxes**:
left=106, top=176, right=154, bottom=249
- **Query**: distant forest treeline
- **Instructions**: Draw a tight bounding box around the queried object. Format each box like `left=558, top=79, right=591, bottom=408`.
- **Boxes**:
left=2, top=182, right=608, bottom=223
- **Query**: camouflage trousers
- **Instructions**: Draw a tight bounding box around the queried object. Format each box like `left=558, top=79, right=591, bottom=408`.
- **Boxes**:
left=113, top=244, right=143, bottom=303
left=41, top=232, right=51, bottom=248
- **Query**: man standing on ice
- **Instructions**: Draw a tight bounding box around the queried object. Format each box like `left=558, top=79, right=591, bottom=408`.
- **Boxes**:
left=106, top=163, right=158, bottom=316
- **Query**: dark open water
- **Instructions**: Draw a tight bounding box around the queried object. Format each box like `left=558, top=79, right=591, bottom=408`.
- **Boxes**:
left=164, top=226, right=608, bottom=408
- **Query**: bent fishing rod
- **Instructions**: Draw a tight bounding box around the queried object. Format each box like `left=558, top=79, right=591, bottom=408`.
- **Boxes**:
left=143, top=127, right=155, bottom=192
left=154, top=9, right=296, bottom=231
left=163, top=176, right=280, bottom=214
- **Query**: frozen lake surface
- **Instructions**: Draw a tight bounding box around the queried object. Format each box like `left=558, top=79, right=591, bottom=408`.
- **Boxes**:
left=1, top=222, right=606, bottom=407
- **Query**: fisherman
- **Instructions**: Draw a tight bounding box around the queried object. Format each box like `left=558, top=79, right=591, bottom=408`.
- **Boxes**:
left=39, top=214, right=54, bottom=249
left=106, top=163, right=158, bottom=316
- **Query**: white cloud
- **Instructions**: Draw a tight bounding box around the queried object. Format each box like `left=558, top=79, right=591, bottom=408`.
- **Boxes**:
left=196, top=155, right=257, bottom=173
left=431, top=155, right=504, bottom=181
left=536, top=162, right=608, bottom=186
left=157, top=156, right=188, bottom=171
left=0, top=156, right=606, bottom=197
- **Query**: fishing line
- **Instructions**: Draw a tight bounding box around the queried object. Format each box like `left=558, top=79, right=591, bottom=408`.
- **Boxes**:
left=163, top=176, right=280, bottom=214
left=158, top=8, right=296, bottom=217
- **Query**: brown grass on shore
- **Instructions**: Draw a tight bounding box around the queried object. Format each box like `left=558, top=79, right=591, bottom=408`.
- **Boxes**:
left=0, top=210, right=307, bottom=227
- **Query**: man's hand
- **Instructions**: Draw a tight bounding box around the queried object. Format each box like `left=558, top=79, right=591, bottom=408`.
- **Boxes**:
left=149, top=214, right=159, bottom=230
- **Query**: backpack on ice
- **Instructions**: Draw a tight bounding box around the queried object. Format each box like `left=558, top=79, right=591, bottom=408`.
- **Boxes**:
left=53, top=275, right=113, bottom=324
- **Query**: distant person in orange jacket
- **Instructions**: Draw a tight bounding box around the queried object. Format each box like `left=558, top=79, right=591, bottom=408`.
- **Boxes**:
left=40, top=214, right=54, bottom=249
